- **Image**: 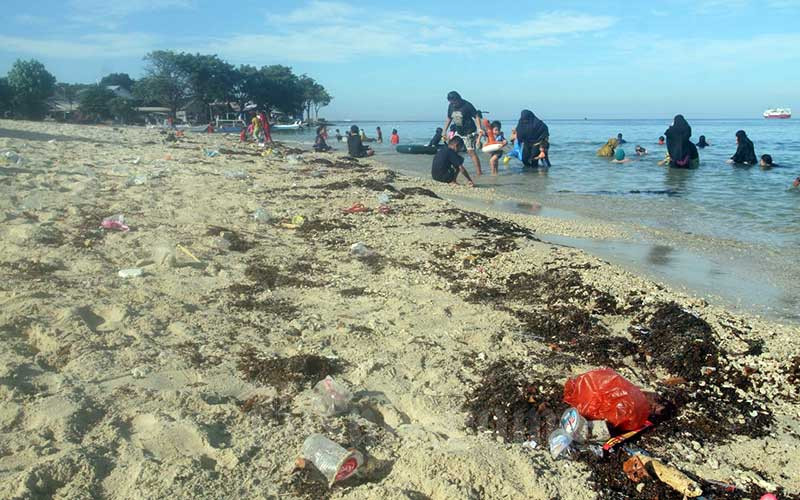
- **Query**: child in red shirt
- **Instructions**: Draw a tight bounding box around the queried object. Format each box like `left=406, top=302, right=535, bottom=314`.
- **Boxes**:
left=390, top=129, right=399, bottom=145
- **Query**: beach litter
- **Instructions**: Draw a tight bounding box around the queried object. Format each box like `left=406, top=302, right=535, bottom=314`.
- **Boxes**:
left=100, top=214, right=130, bottom=232
left=350, top=242, right=376, bottom=259
left=311, top=376, right=352, bottom=416
left=563, top=368, right=650, bottom=431
left=2, top=151, right=24, bottom=166
left=342, top=203, right=369, bottom=214
left=623, top=453, right=703, bottom=497
left=118, top=268, right=144, bottom=279
left=281, top=215, right=305, bottom=229
left=300, top=434, right=363, bottom=486
left=223, top=170, right=248, bottom=180
left=252, top=207, right=273, bottom=223
left=205, top=149, right=220, bottom=157
left=126, top=174, right=149, bottom=186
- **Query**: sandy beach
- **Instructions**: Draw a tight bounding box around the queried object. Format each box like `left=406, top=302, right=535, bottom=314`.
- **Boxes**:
left=1, top=119, right=799, bottom=499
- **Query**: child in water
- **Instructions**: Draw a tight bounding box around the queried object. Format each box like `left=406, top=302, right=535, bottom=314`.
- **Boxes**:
left=534, top=137, right=551, bottom=167
left=335, top=129, right=342, bottom=142
left=487, top=121, right=508, bottom=174
left=611, top=148, right=634, bottom=164
left=760, top=154, right=779, bottom=169
left=376, top=126, right=383, bottom=143
left=658, top=136, right=665, bottom=145
left=390, top=129, right=400, bottom=145
left=793, top=176, right=800, bottom=189
left=635, top=145, right=648, bottom=155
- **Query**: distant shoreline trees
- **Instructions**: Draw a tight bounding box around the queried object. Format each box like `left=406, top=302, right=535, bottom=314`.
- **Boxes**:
left=0, top=53, right=332, bottom=123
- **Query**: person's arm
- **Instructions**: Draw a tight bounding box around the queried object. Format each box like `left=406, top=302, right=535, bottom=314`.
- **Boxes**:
left=458, top=165, right=474, bottom=186
left=474, top=116, right=484, bottom=137
left=442, top=118, right=451, bottom=138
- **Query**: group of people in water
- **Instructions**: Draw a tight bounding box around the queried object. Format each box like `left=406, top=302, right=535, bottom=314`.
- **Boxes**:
left=300, top=91, right=798, bottom=189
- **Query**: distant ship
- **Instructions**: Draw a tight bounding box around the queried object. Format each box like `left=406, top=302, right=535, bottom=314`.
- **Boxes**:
left=763, top=107, right=791, bottom=119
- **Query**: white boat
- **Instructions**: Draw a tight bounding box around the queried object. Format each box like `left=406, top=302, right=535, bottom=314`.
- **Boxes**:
left=763, top=107, right=791, bottom=119
left=271, top=120, right=303, bottom=130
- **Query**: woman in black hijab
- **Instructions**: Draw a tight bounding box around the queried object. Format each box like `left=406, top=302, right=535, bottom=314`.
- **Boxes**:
left=665, top=114, right=698, bottom=168
left=516, top=110, right=549, bottom=167
left=728, top=130, right=757, bottom=164
left=696, top=135, right=710, bottom=148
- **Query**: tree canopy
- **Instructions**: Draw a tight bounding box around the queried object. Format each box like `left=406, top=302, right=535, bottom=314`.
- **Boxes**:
left=99, top=73, right=135, bottom=90
left=78, top=85, right=117, bottom=121
left=0, top=78, right=12, bottom=115
left=7, top=59, right=56, bottom=119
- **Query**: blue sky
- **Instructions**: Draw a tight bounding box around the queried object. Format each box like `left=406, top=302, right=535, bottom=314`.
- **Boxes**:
left=1, top=0, right=798, bottom=119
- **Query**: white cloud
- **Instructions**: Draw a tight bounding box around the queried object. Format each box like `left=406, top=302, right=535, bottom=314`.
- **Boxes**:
left=494, top=12, right=617, bottom=39
left=66, top=0, right=192, bottom=29
left=268, top=0, right=357, bottom=23
left=0, top=32, right=162, bottom=59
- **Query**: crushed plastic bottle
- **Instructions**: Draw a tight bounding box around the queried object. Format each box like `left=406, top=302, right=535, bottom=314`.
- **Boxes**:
left=118, top=268, right=144, bottom=278
left=312, top=376, right=352, bottom=416
left=561, top=407, right=610, bottom=444
left=301, top=434, right=363, bottom=486
left=205, top=149, right=220, bottom=157
left=223, top=170, right=248, bottom=179
left=252, top=207, right=273, bottom=223
left=350, top=242, right=376, bottom=258
left=100, top=214, right=130, bottom=231
left=548, top=429, right=574, bottom=459
left=3, top=151, right=23, bottom=165
left=126, top=174, right=148, bottom=186
left=377, top=192, right=391, bottom=205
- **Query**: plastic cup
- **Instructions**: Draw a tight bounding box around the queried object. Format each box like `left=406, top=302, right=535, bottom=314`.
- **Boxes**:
left=302, top=434, right=363, bottom=485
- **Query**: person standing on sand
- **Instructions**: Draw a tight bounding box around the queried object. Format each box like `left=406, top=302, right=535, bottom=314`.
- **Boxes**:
left=442, top=91, right=484, bottom=175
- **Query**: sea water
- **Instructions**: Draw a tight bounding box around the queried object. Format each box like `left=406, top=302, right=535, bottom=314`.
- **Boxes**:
left=275, top=119, right=800, bottom=322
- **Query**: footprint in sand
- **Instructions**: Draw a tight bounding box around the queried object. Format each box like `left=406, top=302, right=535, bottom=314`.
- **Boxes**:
left=65, top=305, right=129, bottom=332
left=129, top=414, right=237, bottom=469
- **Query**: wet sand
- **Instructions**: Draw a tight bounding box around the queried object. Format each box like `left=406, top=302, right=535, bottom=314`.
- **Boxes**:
left=1, top=120, right=799, bottom=499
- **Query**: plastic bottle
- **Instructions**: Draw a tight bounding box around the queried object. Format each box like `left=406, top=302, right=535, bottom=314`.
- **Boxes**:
left=548, top=429, right=573, bottom=459
left=118, top=268, right=144, bottom=278
left=377, top=192, right=390, bottom=205
left=252, top=207, right=272, bottom=223
left=350, top=242, right=375, bottom=258
left=3, top=151, right=22, bottom=165
left=312, top=376, right=352, bottom=416
left=301, top=434, right=363, bottom=485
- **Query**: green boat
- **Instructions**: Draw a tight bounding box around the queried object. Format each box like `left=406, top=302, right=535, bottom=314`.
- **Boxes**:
left=396, top=144, right=438, bottom=155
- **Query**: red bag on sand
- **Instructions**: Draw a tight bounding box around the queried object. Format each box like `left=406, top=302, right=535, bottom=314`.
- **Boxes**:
left=563, top=368, right=650, bottom=431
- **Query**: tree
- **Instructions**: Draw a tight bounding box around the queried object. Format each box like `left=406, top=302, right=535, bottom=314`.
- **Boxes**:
left=108, top=97, right=135, bottom=123
left=0, top=78, right=12, bottom=116
left=78, top=85, right=116, bottom=121
left=312, top=87, right=331, bottom=121
left=175, top=53, right=235, bottom=120
left=136, top=50, right=191, bottom=118
left=298, top=75, right=332, bottom=122
left=99, top=73, right=134, bottom=91
left=7, top=59, right=56, bottom=119
left=246, top=65, right=303, bottom=116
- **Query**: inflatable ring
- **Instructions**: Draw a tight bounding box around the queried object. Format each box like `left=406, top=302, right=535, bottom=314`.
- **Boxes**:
left=481, top=143, right=504, bottom=154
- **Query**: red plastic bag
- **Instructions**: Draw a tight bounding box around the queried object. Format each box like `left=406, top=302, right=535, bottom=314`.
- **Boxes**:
left=563, top=368, right=650, bottom=431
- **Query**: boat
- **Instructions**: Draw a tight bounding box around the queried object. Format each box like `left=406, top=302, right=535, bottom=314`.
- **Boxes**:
left=271, top=120, right=303, bottom=130
left=763, top=108, right=791, bottom=119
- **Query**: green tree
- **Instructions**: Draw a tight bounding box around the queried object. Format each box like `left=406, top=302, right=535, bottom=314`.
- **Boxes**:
left=7, top=59, right=56, bottom=119
left=136, top=50, right=191, bottom=117
left=55, top=83, right=88, bottom=109
left=99, top=72, right=135, bottom=90
left=245, top=65, right=303, bottom=116
left=78, top=85, right=116, bottom=121
left=175, top=53, right=235, bottom=121
left=108, top=97, right=135, bottom=123
left=0, top=78, right=12, bottom=115
left=298, top=75, right=332, bottom=122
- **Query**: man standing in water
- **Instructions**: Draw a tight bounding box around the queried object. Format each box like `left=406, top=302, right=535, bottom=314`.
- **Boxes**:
left=442, top=91, right=484, bottom=175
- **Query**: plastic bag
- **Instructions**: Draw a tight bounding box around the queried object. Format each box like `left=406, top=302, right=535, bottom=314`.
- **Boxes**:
left=563, top=368, right=649, bottom=431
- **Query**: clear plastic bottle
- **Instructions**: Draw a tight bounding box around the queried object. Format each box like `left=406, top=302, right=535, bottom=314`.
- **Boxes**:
left=312, top=376, right=352, bottom=416
left=301, top=434, right=363, bottom=485
left=252, top=207, right=272, bottom=223
left=548, top=429, right=574, bottom=459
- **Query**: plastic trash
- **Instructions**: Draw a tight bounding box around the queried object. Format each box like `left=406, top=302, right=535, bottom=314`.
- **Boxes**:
left=126, top=174, right=148, bottom=186
left=301, top=434, right=363, bottom=486
left=623, top=455, right=703, bottom=497
left=311, top=376, right=352, bottom=416
left=118, top=268, right=143, bottom=278
left=291, top=215, right=305, bottom=226
left=252, top=207, right=273, bottom=223
left=548, top=429, right=573, bottom=459
left=205, top=149, right=219, bottom=157
left=3, top=151, right=23, bottom=165
left=377, top=192, right=391, bottom=205
left=223, top=170, right=247, bottom=179
left=563, top=368, right=650, bottom=431
left=100, top=214, right=130, bottom=232
left=350, top=242, right=376, bottom=258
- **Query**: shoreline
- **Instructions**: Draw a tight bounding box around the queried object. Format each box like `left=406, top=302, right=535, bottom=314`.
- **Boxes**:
left=1, top=120, right=799, bottom=499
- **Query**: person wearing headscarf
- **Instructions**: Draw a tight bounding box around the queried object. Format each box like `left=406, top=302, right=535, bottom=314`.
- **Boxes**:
left=665, top=114, right=698, bottom=168
left=728, top=130, right=757, bottom=164
left=596, top=138, right=618, bottom=157
left=516, top=110, right=549, bottom=167
left=696, top=135, right=710, bottom=148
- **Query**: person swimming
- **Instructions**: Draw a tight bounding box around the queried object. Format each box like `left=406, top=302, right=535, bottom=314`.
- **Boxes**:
left=658, top=136, right=665, bottom=145
left=696, top=135, right=710, bottom=148
left=760, top=154, right=777, bottom=169
left=611, top=148, right=634, bottom=164
left=728, top=130, right=757, bottom=165
left=617, top=133, right=627, bottom=144
left=793, top=176, right=800, bottom=189
left=635, top=145, right=647, bottom=155
left=596, top=138, right=618, bottom=157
